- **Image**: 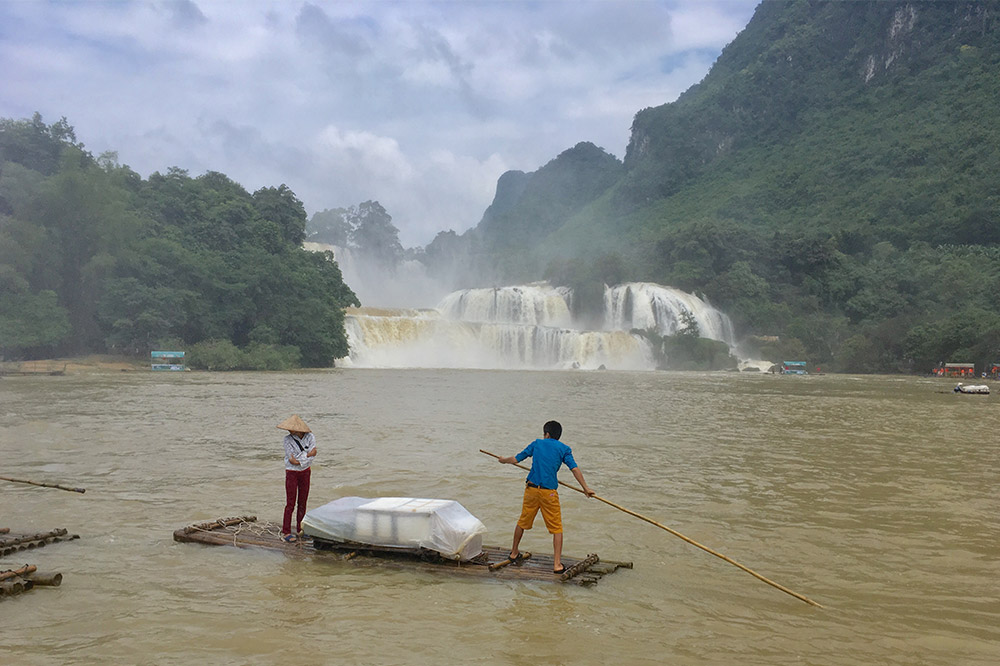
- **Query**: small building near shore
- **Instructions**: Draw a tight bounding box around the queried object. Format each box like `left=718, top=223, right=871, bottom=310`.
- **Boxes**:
left=780, top=361, right=808, bottom=375
left=151, top=351, right=185, bottom=371
left=938, top=362, right=975, bottom=377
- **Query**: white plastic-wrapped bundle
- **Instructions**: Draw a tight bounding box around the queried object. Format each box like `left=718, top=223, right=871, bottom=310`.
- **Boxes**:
left=301, top=497, right=487, bottom=561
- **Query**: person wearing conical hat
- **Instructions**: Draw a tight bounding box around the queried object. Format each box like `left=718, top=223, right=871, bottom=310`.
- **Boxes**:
left=277, top=414, right=317, bottom=542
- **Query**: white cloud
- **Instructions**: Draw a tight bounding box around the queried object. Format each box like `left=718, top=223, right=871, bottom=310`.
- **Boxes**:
left=317, top=125, right=415, bottom=182
left=0, top=0, right=759, bottom=246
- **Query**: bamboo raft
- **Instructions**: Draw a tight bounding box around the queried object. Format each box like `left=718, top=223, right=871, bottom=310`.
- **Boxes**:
left=173, top=516, right=632, bottom=586
left=0, top=528, right=75, bottom=599
left=0, top=528, right=80, bottom=557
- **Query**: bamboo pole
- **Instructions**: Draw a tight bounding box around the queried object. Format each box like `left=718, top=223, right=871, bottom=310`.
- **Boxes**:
left=0, top=476, right=85, bottom=493
left=488, top=551, right=532, bottom=571
left=480, top=449, right=824, bottom=608
left=0, top=564, right=37, bottom=581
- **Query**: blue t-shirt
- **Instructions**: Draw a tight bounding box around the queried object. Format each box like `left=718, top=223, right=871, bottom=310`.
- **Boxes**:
left=515, top=438, right=578, bottom=490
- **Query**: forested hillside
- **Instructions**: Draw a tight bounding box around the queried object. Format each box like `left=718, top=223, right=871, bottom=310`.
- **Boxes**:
left=436, top=0, right=1000, bottom=373
left=0, top=115, right=359, bottom=367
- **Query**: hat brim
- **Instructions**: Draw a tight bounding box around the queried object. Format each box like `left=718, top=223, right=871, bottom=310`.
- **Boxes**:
left=276, top=414, right=311, bottom=432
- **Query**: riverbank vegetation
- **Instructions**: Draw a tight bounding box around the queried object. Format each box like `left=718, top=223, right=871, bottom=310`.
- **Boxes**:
left=634, top=312, right=739, bottom=371
left=0, top=115, right=359, bottom=367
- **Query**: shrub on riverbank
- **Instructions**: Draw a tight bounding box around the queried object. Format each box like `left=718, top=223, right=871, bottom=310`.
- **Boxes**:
left=633, top=326, right=738, bottom=371
left=187, top=339, right=302, bottom=371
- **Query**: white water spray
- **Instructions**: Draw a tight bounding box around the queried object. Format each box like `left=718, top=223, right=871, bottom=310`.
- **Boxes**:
left=304, top=242, right=450, bottom=309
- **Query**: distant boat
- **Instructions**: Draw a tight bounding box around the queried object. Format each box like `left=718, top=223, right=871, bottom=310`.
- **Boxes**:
left=954, top=383, right=990, bottom=394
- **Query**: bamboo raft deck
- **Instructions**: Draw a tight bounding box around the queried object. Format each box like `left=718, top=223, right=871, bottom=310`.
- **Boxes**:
left=0, top=528, right=80, bottom=557
left=173, top=516, right=632, bottom=586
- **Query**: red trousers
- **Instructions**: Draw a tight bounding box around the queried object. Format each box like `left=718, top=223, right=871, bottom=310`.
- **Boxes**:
left=283, top=468, right=311, bottom=535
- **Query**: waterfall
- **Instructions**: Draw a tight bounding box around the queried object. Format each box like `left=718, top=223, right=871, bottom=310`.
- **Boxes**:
left=341, top=307, right=653, bottom=370
left=339, top=282, right=736, bottom=370
left=604, top=283, right=735, bottom=345
left=437, top=284, right=573, bottom=328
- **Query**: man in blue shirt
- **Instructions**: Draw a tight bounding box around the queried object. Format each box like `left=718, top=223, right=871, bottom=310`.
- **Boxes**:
left=498, top=420, right=595, bottom=574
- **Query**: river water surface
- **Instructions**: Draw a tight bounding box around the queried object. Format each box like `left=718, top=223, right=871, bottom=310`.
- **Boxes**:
left=1, top=370, right=998, bottom=665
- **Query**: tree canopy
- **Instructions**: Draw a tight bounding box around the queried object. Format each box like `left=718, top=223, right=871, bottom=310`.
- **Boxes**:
left=0, top=116, right=358, bottom=367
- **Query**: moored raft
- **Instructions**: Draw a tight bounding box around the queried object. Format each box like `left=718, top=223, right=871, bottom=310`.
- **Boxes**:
left=172, top=515, right=632, bottom=586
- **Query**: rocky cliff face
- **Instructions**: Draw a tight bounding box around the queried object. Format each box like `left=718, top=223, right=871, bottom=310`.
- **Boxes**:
left=619, top=0, right=999, bottom=203
left=862, top=4, right=918, bottom=82
left=424, top=0, right=1000, bottom=296
left=469, top=141, right=622, bottom=249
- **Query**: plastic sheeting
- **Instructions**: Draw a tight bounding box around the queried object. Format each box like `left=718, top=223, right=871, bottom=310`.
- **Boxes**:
left=302, top=497, right=487, bottom=561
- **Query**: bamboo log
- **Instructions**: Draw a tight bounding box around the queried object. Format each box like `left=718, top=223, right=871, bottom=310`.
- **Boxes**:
left=0, top=564, right=37, bottom=581
left=182, top=515, right=256, bottom=534
left=481, top=449, right=824, bottom=608
left=0, top=476, right=85, bottom=493
left=560, top=553, right=600, bottom=582
left=23, top=571, right=62, bottom=586
left=488, top=551, right=532, bottom=571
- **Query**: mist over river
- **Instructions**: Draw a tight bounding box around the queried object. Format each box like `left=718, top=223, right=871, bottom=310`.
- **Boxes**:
left=2, top=370, right=998, bottom=665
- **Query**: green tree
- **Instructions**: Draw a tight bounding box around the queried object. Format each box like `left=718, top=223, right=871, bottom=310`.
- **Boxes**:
left=0, top=278, right=71, bottom=358
left=0, top=113, right=82, bottom=176
left=347, top=200, right=403, bottom=265
left=307, top=208, right=351, bottom=246
left=253, top=184, right=307, bottom=246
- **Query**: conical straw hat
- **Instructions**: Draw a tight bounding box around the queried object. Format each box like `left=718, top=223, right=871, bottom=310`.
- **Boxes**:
left=276, top=414, right=311, bottom=432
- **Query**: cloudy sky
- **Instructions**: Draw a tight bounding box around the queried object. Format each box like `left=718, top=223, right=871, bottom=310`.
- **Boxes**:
left=1, top=0, right=759, bottom=247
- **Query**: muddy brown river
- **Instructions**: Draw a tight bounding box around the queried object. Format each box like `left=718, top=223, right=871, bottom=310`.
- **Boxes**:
left=1, top=370, right=998, bottom=665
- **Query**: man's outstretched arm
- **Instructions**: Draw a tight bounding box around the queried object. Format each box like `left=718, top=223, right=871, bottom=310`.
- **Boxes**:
left=571, top=467, right=595, bottom=497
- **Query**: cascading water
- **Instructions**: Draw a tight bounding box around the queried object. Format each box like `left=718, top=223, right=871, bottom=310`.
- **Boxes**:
left=338, top=282, right=735, bottom=370
left=604, top=283, right=736, bottom=345
left=438, top=285, right=574, bottom=328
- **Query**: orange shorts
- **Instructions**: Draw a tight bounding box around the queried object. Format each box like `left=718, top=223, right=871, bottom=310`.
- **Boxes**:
left=517, top=486, right=563, bottom=534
